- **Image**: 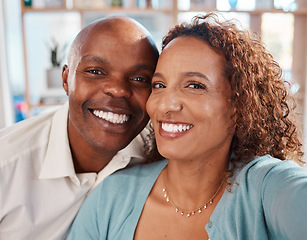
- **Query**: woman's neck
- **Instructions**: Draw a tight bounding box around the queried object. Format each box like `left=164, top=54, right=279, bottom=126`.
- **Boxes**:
left=163, top=156, right=229, bottom=211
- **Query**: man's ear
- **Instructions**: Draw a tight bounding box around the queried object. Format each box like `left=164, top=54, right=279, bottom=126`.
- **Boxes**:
left=62, top=65, right=69, bottom=96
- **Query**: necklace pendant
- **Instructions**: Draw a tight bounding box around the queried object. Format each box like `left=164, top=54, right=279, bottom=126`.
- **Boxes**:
left=162, top=169, right=225, bottom=218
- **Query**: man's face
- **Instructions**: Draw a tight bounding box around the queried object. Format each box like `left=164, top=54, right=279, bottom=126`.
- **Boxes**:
left=63, top=29, right=157, bottom=155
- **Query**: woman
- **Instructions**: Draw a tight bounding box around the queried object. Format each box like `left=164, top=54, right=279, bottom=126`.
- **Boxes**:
left=68, top=13, right=307, bottom=239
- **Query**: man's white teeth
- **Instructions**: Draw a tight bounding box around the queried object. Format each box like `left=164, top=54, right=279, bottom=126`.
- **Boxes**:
left=93, top=110, right=129, bottom=124
left=161, top=123, right=193, bottom=133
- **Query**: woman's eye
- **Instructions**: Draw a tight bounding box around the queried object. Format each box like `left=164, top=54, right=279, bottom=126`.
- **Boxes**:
left=152, top=82, right=165, bottom=89
left=187, top=82, right=206, bottom=90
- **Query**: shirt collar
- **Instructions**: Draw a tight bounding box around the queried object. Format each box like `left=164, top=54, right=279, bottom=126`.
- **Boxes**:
left=39, top=102, right=148, bottom=184
left=39, top=102, right=75, bottom=180
left=93, top=128, right=149, bottom=188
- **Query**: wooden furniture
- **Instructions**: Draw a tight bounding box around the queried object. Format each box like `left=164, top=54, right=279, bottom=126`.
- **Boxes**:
left=19, top=0, right=307, bottom=136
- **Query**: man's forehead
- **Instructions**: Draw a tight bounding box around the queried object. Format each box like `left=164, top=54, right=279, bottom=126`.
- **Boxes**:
left=68, top=17, right=158, bottom=66
left=89, top=24, right=148, bottom=43
left=75, top=30, right=147, bottom=56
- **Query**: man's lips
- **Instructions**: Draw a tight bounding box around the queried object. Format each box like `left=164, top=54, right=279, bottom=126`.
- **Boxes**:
left=92, top=109, right=130, bottom=124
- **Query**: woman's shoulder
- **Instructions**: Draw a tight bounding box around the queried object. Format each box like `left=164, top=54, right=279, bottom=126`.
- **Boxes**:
left=235, top=154, right=306, bottom=186
left=242, top=155, right=301, bottom=173
left=110, top=159, right=168, bottom=179
left=89, top=160, right=168, bottom=227
left=98, top=159, right=168, bottom=194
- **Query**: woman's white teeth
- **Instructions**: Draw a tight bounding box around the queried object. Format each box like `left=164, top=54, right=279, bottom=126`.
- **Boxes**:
left=161, top=123, right=193, bottom=133
left=93, top=110, right=129, bottom=124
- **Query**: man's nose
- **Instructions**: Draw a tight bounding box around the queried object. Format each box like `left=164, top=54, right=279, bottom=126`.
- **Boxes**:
left=103, top=79, right=132, bottom=98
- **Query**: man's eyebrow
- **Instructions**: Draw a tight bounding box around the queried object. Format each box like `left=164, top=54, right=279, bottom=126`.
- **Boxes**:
left=134, top=64, right=156, bottom=72
left=79, top=55, right=110, bottom=64
left=182, top=71, right=211, bottom=82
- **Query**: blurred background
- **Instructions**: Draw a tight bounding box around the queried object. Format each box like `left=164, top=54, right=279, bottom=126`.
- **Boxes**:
left=0, top=0, right=307, bottom=157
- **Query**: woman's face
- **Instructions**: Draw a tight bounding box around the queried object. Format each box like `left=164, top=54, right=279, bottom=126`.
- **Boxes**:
left=146, top=36, right=235, bottom=162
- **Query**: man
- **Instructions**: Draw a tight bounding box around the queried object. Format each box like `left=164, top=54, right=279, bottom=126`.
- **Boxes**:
left=0, top=16, right=159, bottom=240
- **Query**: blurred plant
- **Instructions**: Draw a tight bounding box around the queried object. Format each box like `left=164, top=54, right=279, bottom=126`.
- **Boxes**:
left=47, top=38, right=68, bottom=67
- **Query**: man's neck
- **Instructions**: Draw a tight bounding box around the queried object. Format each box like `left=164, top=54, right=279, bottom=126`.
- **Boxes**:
left=68, top=132, right=118, bottom=174
left=71, top=146, right=116, bottom=174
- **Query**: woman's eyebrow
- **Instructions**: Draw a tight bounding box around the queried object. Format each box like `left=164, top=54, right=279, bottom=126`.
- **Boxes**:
left=152, top=72, right=211, bottom=82
left=182, top=71, right=211, bottom=82
left=152, top=72, right=163, bottom=78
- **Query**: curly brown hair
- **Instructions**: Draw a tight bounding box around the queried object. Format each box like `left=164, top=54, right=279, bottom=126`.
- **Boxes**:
left=148, top=12, right=303, bottom=168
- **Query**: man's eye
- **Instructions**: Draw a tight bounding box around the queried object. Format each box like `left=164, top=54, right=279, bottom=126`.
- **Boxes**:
left=187, top=82, right=206, bottom=90
left=152, top=82, right=165, bottom=89
left=133, top=77, right=147, bottom=82
left=88, top=69, right=102, bottom=75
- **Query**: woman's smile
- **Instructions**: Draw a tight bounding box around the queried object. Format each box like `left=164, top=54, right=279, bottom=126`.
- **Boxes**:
left=160, top=121, right=194, bottom=133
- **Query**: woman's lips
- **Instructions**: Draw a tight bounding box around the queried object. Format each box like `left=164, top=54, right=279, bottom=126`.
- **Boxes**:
left=160, top=122, right=194, bottom=133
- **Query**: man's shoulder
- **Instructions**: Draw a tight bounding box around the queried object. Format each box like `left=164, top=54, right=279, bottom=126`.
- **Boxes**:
left=0, top=108, right=56, bottom=134
left=0, top=108, right=60, bottom=165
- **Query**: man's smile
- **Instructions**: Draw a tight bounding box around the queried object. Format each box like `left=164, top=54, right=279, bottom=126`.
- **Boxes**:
left=92, top=109, right=130, bottom=124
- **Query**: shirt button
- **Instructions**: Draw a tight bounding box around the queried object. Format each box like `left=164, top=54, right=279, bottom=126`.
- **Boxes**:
left=207, top=221, right=213, bottom=228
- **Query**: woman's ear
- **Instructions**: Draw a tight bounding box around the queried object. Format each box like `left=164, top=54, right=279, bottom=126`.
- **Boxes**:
left=62, top=65, right=69, bottom=96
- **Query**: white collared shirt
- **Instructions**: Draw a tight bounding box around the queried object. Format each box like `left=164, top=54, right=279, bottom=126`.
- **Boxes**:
left=0, top=103, right=147, bottom=240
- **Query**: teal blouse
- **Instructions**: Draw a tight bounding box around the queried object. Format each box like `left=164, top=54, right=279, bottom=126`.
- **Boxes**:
left=68, top=155, right=307, bottom=240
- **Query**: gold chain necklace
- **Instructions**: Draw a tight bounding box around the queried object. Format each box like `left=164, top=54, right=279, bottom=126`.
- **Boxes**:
left=162, top=168, right=225, bottom=217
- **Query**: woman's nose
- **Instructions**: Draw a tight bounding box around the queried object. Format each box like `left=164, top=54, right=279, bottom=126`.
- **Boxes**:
left=103, top=79, right=132, bottom=98
left=157, top=91, right=183, bottom=115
